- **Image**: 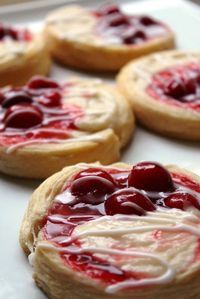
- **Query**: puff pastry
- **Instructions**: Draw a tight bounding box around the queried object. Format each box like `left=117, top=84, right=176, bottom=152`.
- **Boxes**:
left=0, top=76, right=134, bottom=179
left=44, top=4, right=175, bottom=72
left=20, top=161, right=200, bottom=299
left=0, top=24, right=51, bottom=87
left=117, top=50, right=200, bottom=140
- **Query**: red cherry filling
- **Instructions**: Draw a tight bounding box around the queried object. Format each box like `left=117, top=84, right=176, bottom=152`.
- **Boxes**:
left=70, top=176, right=115, bottom=204
left=27, top=76, right=60, bottom=90
left=0, top=76, right=84, bottom=146
left=147, top=62, right=200, bottom=109
left=2, top=91, right=32, bottom=108
left=107, top=13, right=129, bottom=27
left=0, top=24, right=32, bottom=41
left=4, top=104, right=43, bottom=129
left=164, top=191, right=200, bottom=210
left=140, top=16, right=157, bottom=26
left=95, top=5, right=169, bottom=45
left=36, top=91, right=61, bottom=107
left=105, top=188, right=155, bottom=216
left=123, top=29, right=146, bottom=44
left=128, top=162, right=174, bottom=192
left=73, top=167, right=116, bottom=184
left=97, top=5, right=120, bottom=16
left=42, top=164, right=200, bottom=288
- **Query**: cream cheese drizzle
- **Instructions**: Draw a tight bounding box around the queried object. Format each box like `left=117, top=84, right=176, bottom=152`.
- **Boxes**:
left=6, top=132, right=104, bottom=153
left=34, top=208, right=200, bottom=293
left=37, top=241, right=175, bottom=293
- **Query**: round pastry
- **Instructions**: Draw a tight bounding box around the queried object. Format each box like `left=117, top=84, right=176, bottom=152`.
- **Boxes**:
left=0, top=23, right=51, bottom=87
left=117, top=50, right=200, bottom=140
left=20, top=161, right=200, bottom=299
left=0, top=76, right=134, bottom=179
left=43, top=4, right=175, bottom=72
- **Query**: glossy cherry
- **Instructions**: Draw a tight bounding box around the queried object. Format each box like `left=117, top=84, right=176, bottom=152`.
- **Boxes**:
left=140, top=16, right=157, bottom=26
left=164, top=191, right=200, bottom=211
left=128, top=162, right=174, bottom=192
left=164, top=78, right=186, bottom=98
left=27, top=76, right=60, bottom=90
left=123, top=29, right=146, bottom=44
left=74, top=168, right=116, bottom=184
left=97, top=5, right=120, bottom=16
left=2, top=91, right=32, bottom=108
left=37, top=91, right=61, bottom=107
left=105, top=187, right=155, bottom=216
left=4, top=104, right=43, bottom=129
left=70, top=176, right=115, bottom=204
left=0, top=24, right=31, bottom=41
left=108, top=13, right=129, bottom=27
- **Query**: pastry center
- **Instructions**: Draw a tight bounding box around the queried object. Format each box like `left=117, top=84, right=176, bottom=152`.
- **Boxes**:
left=147, top=62, right=200, bottom=109
left=94, top=5, right=169, bottom=45
left=42, top=162, right=200, bottom=291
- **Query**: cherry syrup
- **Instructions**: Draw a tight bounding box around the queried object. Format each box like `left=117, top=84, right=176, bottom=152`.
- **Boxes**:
left=0, top=24, right=32, bottom=42
left=0, top=76, right=84, bottom=147
left=43, top=162, right=200, bottom=287
left=147, top=62, right=200, bottom=110
left=93, top=5, right=169, bottom=45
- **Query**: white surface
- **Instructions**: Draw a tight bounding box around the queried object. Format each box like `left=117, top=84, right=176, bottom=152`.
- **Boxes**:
left=0, top=0, right=200, bottom=298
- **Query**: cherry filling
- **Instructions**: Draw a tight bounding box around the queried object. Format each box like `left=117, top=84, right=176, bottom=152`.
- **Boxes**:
left=43, top=162, right=200, bottom=288
left=94, top=5, right=169, bottom=45
left=0, top=23, right=32, bottom=42
left=0, top=76, right=84, bottom=147
left=147, top=62, right=200, bottom=110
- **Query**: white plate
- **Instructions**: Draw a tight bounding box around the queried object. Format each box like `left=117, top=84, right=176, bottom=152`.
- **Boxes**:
left=0, top=0, right=200, bottom=298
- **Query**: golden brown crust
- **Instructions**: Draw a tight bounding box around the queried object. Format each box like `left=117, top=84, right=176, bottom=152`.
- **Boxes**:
left=44, top=5, right=175, bottom=72
left=0, top=130, right=120, bottom=179
left=20, top=162, right=200, bottom=299
left=0, top=35, right=51, bottom=87
left=117, top=50, right=200, bottom=140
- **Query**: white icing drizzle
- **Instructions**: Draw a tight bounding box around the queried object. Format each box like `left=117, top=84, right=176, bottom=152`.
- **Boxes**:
left=2, top=128, right=70, bottom=137
left=6, top=133, right=104, bottom=153
left=28, top=252, right=35, bottom=266
left=37, top=241, right=175, bottom=293
left=34, top=207, right=200, bottom=293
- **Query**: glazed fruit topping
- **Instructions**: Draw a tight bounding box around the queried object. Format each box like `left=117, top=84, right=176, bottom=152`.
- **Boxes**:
left=147, top=62, right=200, bottom=109
left=43, top=162, right=200, bottom=287
left=58, top=161, right=200, bottom=217
left=27, top=76, right=60, bottom=90
left=164, top=191, right=200, bottom=210
left=3, top=104, right=43, bottom=129
left=70, top=176, right=115, bottom=205
left=97, top=5, right=120, bottom=16
left=2, top=91, right=32, bottom=108
left=128, top=162, right=174, bottom=192
left=0, top=76, right=84, bottom=144
left=105, top=188, right=155, bottom=216
left=95, top=5, right=168, bottom=45
left=0, top=24, right=32, bottom=42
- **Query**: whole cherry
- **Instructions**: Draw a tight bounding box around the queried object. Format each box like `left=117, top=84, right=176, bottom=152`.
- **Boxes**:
left=164, top=191, right=200, bottom=211
left=2, top=91, right=32, bottom=108
left=4, top=104, right=43, bottom=129
left=128, top=162, right=174, bottom=192
left=74, top=168, right=116, bottom=185
left=27, top=76, right=60, bottom=90
left=70, top=175, right=115, bottom=205
left=105, top=187, right=155, bottom=216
